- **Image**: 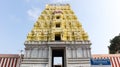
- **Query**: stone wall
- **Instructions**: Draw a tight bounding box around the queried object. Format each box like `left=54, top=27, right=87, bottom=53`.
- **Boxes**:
left=20, top=41, right=91, bottom=67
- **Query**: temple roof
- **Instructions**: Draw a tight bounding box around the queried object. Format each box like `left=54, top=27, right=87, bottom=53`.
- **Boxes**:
left=26, top=4, right=89, bottom=42
left=0, top=54, right=21, bottom=67
left=92, top=54, right=120, bottom=67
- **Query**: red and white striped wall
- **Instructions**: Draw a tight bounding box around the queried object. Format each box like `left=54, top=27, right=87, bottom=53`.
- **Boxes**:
left=0, top=54, right=119, bottom=67
left=0, top=54, right=21, bottom=67
left=93, top=54, right=120, bottom=67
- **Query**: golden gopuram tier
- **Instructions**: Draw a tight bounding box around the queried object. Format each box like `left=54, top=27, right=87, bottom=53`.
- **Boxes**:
left=27, top=4, right=88, bottom=41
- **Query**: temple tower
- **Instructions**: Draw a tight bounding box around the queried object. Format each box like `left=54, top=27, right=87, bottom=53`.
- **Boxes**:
left=20, top=4, right=91, bottom=67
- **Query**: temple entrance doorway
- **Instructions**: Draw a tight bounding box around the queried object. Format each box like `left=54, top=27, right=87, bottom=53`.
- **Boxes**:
left=52, top=48, right=65, bottom=67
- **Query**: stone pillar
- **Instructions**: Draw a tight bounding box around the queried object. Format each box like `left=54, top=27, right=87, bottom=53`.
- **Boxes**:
left=86, top=47, right=90, bottom=57
left=77, top=47, right=83, bottom=58
left=38, top=47, right=42, bottom=58
left=83, top=47, right=87, bottom=57
left=31, top=48, right=38, bottom=58
left=66, top=47, right=71, bottom=58
left=48, top=46, right=51, bottom=67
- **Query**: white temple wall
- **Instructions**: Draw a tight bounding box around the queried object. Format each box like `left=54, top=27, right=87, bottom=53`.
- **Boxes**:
left=21, top=41, right=91, bottom=67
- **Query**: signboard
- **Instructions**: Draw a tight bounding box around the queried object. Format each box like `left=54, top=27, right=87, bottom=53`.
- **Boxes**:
left=91, top=58, right=111, bottom=65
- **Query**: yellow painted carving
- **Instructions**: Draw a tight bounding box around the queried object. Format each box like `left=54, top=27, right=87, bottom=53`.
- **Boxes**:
left=26, top=4, right=89, bottom=41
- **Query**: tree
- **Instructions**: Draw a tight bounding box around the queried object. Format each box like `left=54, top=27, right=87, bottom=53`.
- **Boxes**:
left=108, top=34, right=120, bottom=54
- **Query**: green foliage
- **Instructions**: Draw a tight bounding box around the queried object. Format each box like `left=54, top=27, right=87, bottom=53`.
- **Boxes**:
left=109, top=35, right=120, bottom=54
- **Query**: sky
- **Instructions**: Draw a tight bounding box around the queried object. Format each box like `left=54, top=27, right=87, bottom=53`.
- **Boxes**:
left=0, top=0, right=120, bottom=54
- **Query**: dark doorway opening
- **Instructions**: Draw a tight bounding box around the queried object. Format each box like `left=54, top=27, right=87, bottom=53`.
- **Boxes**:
left=56, top=23, right=60, bottom=27
left=52, top=49, right=65, bottom=67
left=55, top=34, right=61, bottom=41
left=54, top=65, right=62, bottom=67
left=56, top=16, right=60, bottom=19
